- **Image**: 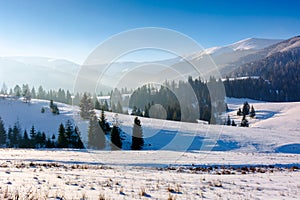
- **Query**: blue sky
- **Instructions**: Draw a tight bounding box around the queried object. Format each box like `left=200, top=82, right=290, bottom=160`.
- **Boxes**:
left=0, top=0, right=299, bottom=64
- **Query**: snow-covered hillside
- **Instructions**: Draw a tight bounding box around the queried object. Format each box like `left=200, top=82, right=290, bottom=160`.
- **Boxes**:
left=0, top=97, right=299, bottom=199
left=0, top=97, right=299, bottom=154
left=0, top=97, right=74, bottom=138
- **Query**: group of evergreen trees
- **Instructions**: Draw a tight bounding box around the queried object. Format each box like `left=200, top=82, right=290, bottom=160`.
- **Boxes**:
left=128, top=77, right=226, bottom=124
left=57, top=120, right=84, bottom=148
left=0, top=117, right=83, bottom=149
left=229, top=47, right=300, bottom=102
left=79, top=93, right=144, bottom=150
left=0, top=119, right=50, bottom=148
left=225, top=102, right=256, bottom=127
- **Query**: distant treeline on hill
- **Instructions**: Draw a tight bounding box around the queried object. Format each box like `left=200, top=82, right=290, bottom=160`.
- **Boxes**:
left=224, top=76, right=299, bottom=102
left=229, top=46, right=300, bottom=102
left=128, top=77, right=227, bottom=124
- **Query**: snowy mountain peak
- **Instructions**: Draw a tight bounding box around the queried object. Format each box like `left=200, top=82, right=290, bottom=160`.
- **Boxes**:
left=229, top=38, right=283, bottom=51
left=187, top=38, right=283, bottom=60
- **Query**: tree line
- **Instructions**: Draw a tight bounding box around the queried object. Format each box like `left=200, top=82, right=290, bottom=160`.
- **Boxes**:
left=128, top=77, right=226, bottom=124
left=0, top=117, right=83, bottom=149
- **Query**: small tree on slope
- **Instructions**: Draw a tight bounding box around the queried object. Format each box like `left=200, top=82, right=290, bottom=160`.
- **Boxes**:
left=88, top=110, right=105, bottom=149
left=131, top=117, right=144, bottom=150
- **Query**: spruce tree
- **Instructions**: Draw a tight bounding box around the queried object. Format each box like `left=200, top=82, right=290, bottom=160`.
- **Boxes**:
left=103, top=100, right=109, bottom=111
left=88, top=110, right=105, bottom=149
left=20, top=130, right=30, bottom=148
left=12, top=122, right=21, bottom=147
left=144, top=104, right=150, bottom=118
left=14, top=85, right=21, bottom=97
left=73, top=126, right=84, bottom=149
left=99, top=109, right=110, bottom=134
left=80, top=93, right=94, bottom=120
left=57, top=123, right=67, bottom=148
left=30, top=125, right=36, bottom=147
left=95, top=98, right=101, bottom=110
left=226, top=116, right=231, bottom=126
left=7, top=127, right=13, bottom=147
left=241, top=115, right=249, bottom=127
left=131, top=117, right=144, bottom=150
left=237, top=108, right=242, bottom=116
left=65, top=120, right=73, bottom=147
left=231, top=120, right=237, bottom=126
left=116, top=101, right=123, bottom=114
left=111, top=125, right=122, bottom=150
left=0, top=117, right=6, bottom=146
left=242, top=102, right=250, bottom=116
left=250, top=105, right=256, bottom=118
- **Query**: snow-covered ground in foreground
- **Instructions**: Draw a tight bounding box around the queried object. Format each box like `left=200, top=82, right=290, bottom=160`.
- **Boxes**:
left=0, top=149, right=299, bottom=199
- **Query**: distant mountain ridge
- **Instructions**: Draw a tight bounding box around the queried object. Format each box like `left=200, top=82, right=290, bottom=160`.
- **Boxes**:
left=0, top=56, right=80, bottom=90
left=188, top=38, right=283, bottom=59
left=185, top=38, right=283, bottom=76
left=229, top=36, right=300, bottom=101
left=1, top=36, right=297, bottom=91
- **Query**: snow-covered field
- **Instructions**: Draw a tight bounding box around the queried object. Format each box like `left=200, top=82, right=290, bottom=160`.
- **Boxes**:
left=0, top=97, right=300, bottom=199
left=0, top=149, right=299, bottom=199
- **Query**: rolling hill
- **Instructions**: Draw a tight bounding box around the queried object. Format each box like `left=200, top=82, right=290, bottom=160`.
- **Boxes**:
left=0, top=96, right=299, bottom=154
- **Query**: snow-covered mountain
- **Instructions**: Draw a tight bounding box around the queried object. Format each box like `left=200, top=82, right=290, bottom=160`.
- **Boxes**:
left=187, top=38, right=283, bottom=59
left=181, top=38, right=283, bottom=77
left=0, top=37, right=287, bottom=91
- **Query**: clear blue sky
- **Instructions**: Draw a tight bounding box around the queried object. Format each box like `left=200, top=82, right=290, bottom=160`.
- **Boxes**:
left=0, top=0, right=299, bottom=64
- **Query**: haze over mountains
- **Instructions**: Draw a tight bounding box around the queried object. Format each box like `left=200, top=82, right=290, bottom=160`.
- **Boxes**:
left=0, top=56, right=80, bottom=90
left=1, top=36, right=299, bottom=92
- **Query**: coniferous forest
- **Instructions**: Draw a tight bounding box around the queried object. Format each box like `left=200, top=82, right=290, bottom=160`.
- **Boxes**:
left=228, top=47, right=300, bottom=102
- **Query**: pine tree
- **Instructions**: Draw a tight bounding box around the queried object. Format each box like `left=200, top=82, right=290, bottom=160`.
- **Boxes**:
left=88, top=111, right=105, bottom=149
left=31, top=87, right=36, bottom=99
left=231, top=120, right=237, bottom=126
left=144, top=104, right=150, bottom=118
left=250, top=105, right=256, bottom=118
left=226, top=116, right=231, bottom=126
left=110, top=126, right=122, bottom=150
left=0, top=117, right=6, bottom=146
left=57, top=123, right=67, bottom=148
left=14, top=84, right=22, bottom=97
left=241, top=115, right=249, bottom=127
left=237, top=108, right=242, bottom=116
left=80, top=93, right=94, bottom=120
left=12, top=122, right=21, bottom=147
left=41, top=132, right=46, bottom=147
left=65, top=120, right=73, bottom=147
left=20, top=130, right=30, bottom=148
left=73, top=126, right=84, bottom=149
left=1, top=82, right=8, bottom=94
left=242, top=102, right=250, bottom=116
left=29, top=125, right=36, bottom=147
left=99, top=109, right=110, bottom=134
left=110, top=114, right=122, bottom=150
left=131, top=117, right=144, bottom=150
left=116, top=101, right=123, bottom=114
left=7, top=127, right=13, bottom=147
left=22, top=84, right=31, bottom=103
left=103, top=100, right=109, bottom=111
left=95, top=98, right=101, bottom=110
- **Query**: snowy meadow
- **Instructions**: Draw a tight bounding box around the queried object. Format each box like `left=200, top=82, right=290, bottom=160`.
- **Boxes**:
left=0, top=97, right=299, bottom=199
